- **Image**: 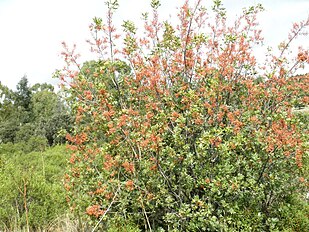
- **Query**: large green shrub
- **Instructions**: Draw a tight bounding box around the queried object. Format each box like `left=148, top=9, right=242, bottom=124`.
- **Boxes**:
left=59, top=0, right=309, bottom=231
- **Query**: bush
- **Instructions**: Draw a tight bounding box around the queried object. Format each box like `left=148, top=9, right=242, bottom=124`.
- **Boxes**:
left=59, top=0, right=309, bottom=231
left=0, top=145, right=69, bottom=231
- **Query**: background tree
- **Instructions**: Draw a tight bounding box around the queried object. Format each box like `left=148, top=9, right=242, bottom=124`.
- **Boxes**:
left=31, top=82, right=55, bottom=93
left=15, top=76, right=32, bottom=110
left=0, top=82, right=19, bottom=143
left=30, top=87, right=73, bottom=145
left=0, top=77, right=73, bottom=147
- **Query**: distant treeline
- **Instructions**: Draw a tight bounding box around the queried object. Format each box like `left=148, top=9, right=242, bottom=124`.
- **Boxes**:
left=0, top=76, right=73, bottom=151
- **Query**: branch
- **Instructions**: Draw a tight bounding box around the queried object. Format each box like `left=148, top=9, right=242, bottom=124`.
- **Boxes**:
left=91, top=184, right=121, bottom=232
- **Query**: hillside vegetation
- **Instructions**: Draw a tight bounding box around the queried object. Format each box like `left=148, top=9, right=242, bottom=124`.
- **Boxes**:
left=1, top=0, right=309, bottom=231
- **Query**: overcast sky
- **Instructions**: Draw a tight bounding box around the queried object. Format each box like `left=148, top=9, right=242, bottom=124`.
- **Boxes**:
left=0, top=0, right=308, bottom=90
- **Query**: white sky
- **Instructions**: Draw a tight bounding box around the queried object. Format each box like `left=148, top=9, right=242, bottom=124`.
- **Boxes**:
left=0, top=0, right=308, bottom=90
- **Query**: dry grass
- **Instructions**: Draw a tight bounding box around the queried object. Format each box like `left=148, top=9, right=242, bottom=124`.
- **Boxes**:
left=0, top=214, right=82, bottom=232
left=45, top=214, right=80, bottom=232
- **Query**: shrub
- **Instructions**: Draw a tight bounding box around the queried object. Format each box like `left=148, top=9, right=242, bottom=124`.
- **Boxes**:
left=0, top=146, right=69, bottom=231
left=59, top=0, right=309, bottom=231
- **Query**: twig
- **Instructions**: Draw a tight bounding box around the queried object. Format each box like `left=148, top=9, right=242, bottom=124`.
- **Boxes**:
left=140, top=198, right=152, bottom=232
left=91, top=184, right=121, bottom=232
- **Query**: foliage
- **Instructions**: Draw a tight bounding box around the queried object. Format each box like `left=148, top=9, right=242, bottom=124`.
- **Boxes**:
left=0, top=118, right=19, bottom=144
left=59, top=0, right=309, bottom=231
left=277, top=194, right=309, bottom=232
left=14, top=75, right=32, bottom=113
left=30, top=88, right=73, bottom=145
left=0, top=83, right=19, bottom=143
left=0, top=145, right=69, bottom=231
left=0, top=77, right=73, bottom=146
